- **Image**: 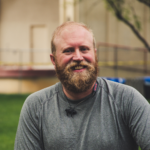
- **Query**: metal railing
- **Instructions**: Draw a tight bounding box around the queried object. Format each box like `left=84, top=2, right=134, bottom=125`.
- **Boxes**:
left=0, top=49, right=52, bottom=67
left=0, top=44, right=150, bottom=76
left=97, top=42, right=150, bottom=77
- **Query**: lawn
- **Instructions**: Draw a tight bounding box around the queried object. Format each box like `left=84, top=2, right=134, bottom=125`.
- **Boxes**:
left=0, top=94, right=149, bottom=150
left=0, top=94, right=29, bottom=150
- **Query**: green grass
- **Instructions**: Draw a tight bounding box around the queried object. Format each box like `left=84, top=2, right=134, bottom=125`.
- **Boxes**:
left=0, top=94, right=149, bottom=150
left=0, top=94, right=29, bottom=150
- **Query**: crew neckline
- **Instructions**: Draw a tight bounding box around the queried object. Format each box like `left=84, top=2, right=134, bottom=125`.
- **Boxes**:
left=57, top=80, right=98, bottom=104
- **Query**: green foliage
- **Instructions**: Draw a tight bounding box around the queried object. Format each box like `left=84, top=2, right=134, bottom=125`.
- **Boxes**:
left=104, top=0, right=142, bottom=31
left=0, top=94, right=29, bottom=150
left=79, top=0, right=150, bottom=51
left=123, top=8, right=131, bottom=21
left=133, top=15, right=141, bottom=30
left=104, top=0, right=113, bottom=11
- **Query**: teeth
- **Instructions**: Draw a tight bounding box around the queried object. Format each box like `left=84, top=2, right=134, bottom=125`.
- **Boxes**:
left=74, top=66, right=83, bottom=70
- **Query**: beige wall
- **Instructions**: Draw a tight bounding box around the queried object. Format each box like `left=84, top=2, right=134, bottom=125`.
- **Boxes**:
left=0, top=0, right=149, bottom=94
left=0, top=0, right=60, bottom=94
left=1, top=0, right=149, bottom=64
left=0, top=0, right=59, bottom=65
left=79, top=0, right=150, bottom=48
left=0, top=0, right=59, bottom=52
left=0, top=77, right=59, bottom=94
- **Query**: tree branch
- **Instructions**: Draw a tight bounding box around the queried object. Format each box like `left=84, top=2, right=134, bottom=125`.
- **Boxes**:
left=116, top=12, right=150, bottom=51
left=107, top=0, right=150, bottom=51
left=137, top=0, right=150, bottom=7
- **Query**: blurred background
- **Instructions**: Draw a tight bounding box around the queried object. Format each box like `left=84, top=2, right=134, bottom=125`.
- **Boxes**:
left=0, top=1, right=150, bottom=150
left=0, top=0, right=150, bottom=95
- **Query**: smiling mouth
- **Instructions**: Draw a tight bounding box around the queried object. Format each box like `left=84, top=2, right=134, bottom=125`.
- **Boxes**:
left=72, top=65, right=86, bottom=70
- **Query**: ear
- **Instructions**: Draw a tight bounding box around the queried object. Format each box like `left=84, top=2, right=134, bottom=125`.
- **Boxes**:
left=95, top=48, right=97, bottom=52
left=50, top=54, right=56, bottom=67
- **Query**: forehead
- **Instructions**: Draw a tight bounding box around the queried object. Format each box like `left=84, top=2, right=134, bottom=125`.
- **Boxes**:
left=54, top=25, right=93, bottom=46
left=61, top=25, right=91, bottom=37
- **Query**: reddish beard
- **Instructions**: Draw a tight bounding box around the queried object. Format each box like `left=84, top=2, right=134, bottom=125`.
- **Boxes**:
left=55, top=57, right=98, bottom=93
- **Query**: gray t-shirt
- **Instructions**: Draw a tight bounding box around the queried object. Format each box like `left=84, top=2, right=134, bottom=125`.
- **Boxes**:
left=14, top=77, right=150, bottom=150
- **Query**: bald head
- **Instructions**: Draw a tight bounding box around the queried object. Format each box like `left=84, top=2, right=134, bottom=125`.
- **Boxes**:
left=51, top=21, right=96, bottom=55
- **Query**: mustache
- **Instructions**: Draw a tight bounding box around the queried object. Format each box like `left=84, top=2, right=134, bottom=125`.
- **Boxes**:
left=65, top=61, right=91, bottom=70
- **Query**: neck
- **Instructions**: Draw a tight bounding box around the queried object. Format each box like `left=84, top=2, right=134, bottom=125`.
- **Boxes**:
left=62, top=81, right=96, bottom=100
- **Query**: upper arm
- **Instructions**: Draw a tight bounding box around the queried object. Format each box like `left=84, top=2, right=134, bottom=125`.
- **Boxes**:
left=14, top=97, right=43, bottom=150
left=125, top=88, right=150, bottom=150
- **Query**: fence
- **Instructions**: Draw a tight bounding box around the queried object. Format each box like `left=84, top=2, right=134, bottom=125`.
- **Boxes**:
left=0, top=43, right=150, bottom=76
left=0, top=49, right=52, bottom=67
left=0, top=45, right=150, bottom=95
left=97, top=42, right=150, bottom=77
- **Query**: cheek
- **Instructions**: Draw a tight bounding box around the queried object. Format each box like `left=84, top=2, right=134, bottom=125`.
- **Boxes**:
left=84, top=53, right=95, bottom=63
left=58, top=55, right=72, bottom=67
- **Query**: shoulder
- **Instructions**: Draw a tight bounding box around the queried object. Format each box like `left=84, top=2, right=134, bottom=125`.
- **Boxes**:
left=96, top=77, right=149, bottom=106
left=97, top=77, right=134, bottom=97
left=22, top=82, right=61, bottom=113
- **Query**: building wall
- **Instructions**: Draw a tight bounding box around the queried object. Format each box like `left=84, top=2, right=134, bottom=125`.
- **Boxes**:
left=0, top=0, right=59, bottom=64
left=79, top=0, right=150, bottom=48
left=0, top=0, right=149, bottom=94
left=0, top=0, right=59, bottom=49
left=0, top=77, right=59, bottom=94
left=0, top=0, right=60, bottom=93
left=1, top=0, right=149, bottom=64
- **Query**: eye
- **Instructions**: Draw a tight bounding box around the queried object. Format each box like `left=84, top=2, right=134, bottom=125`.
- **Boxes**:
left=63, top=48, right=74, bottom=53
left=80, top=46, right=89, bottom=52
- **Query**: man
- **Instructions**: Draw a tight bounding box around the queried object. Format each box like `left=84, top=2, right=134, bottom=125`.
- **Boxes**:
left=15, top=22, right=150, bottom=150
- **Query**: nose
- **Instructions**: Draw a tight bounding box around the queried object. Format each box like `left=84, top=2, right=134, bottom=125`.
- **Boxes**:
left=72, top=49, right=83, bottom=61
